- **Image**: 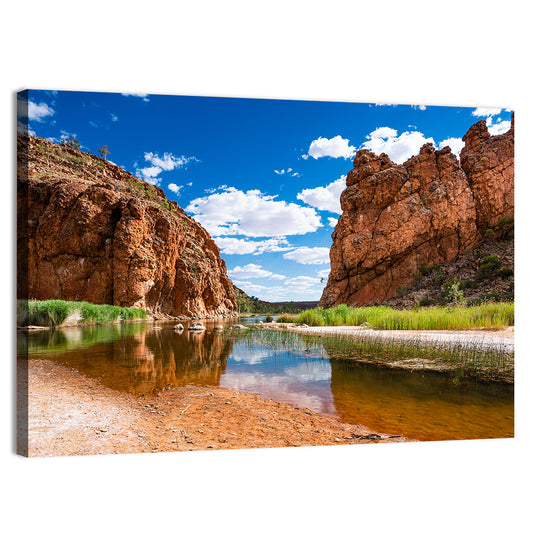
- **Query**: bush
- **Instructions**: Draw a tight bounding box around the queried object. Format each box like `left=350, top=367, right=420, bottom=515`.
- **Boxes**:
left=484, top=228, right=495, bottom=240
left=276, top=313, right=296, bottom=323
left=419, top=262, right=441, bottom=276
left=477, top=255, right=502, bottom=281
left=497, top=216, right=514, bottom=228
left=21, top=299, right=71, bottom=327
left=497, top=266, right=513, bottom=278
left=459, top=279, right=479, bottom=290
left=446, top=282, right=465, bottom=305
left=419, top=295, right=433, bottom=307
left=265, top=314, right=273, bottom=323
left=18, top=299, right=147, bottom=327
left=60, top=134, right=80, bottom=150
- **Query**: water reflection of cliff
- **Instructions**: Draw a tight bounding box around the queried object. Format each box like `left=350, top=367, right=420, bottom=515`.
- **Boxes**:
left=21, top=323, right=234, bottom=394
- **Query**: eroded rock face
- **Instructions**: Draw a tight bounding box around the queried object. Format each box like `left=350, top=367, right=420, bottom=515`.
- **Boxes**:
left=320, top=117, right=514, bottom=307
left=17, top=135, right=237, bottom=318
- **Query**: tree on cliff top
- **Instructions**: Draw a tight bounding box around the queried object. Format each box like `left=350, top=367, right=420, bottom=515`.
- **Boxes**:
left=60, top=134, right=80, bottom=150
left=98, top=145, right=110, bottom=160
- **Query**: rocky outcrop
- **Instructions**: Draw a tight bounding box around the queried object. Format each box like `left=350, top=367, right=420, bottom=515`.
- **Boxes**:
left=17, top=135, right=237, bottom=318
left=320, top=116, right=514, bottom=307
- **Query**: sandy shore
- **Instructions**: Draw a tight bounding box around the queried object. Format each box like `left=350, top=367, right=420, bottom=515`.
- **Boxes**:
left=266, top=324, right=515, bottom=353
left=22, top=360, right=410, bottom=457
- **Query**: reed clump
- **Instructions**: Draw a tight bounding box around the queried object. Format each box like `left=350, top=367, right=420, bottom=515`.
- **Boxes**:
left=276, top=313, right=297, bottom=323
left=231, top=328, right=513, bottom=383
left=290, top=302, right=514, bottom=330
left=17, top=299, right=148, bottom=327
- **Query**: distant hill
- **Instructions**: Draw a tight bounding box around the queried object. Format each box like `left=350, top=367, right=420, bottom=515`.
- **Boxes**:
left=233, top=285, right=317, bottom=314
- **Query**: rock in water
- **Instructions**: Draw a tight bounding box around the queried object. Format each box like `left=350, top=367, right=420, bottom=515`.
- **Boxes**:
left=320, top=116, right=514, bottom=307
left=17, top=135, right=238, bottom=318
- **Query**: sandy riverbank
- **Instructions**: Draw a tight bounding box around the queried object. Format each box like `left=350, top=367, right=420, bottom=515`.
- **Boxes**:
left=256, top=323, right=515, bottom=353
left=21, top=360, right=410, bottom=457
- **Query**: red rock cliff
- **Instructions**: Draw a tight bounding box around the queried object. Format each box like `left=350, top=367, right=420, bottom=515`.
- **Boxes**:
left=319, top=116, right=514, bottom=307
left=17, top=135, right=237, bottom=318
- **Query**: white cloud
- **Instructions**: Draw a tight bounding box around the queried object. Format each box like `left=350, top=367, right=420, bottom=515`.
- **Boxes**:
left=438, top=137, right=465, bottom=157
left=327, top=217, right=338, bottom=228
left=135, top=151, right=198, bottom=183
left=168, top=183, right=182, bottom=195
left=145, top=152, right=198, bottom=171
left=317, top=269, right=330, bottom=278
left=486, top=116, right=511, bottom=136
left=18, top=99, right=55, bottom=128
left=215, top=237, right=294, bottom=255
left=283, top=247, right=330, bottom=265
left=361, top=127, right=435, bottom=164
left=411, top=105, right=427, bottom=111
left=274, top=168, right=299, bottom=177
left=307, top=135, right=357, bottom=159
left=186, top=187, right=322, bottom=237
left=137, top=166, right=163, bottom=180
left=18, top=122, right=35, bottom=135
left=228, top=263, right=286, bottom=280
left=234, top=276, right=324, bottom=302
left=472, top=107, right=501, bottom=117
left=122, top=92, right=150, bottom=102
left=297, top=176, right=345, bottom=215
left=89, top=121, right=98, bottom=128
left=111, top=114, right=119, bottom=122
left=234, top=280, right=269, bottom=293
left=144, top=176, right=162, bottom=186
left=28, top=101, right=55, bottom=122
left=284, top=275, right=321, bottom=289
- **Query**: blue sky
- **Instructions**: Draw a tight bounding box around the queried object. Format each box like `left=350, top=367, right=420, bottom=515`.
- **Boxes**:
left=18, top=90, right=513, bottom=302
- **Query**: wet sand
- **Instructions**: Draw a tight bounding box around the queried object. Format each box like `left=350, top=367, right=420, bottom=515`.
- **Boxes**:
left=23, top=360, right=410, bottom=457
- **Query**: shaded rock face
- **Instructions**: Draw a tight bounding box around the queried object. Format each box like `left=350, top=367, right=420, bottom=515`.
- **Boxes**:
left=320, top=117, right=514, bottom=307
left=17, top=135, right=237, bottom=318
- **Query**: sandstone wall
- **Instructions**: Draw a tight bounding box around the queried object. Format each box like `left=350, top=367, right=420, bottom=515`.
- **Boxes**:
left=17, top=135, right=237, bottom=318
left=320, top=116, right=514, bottom=307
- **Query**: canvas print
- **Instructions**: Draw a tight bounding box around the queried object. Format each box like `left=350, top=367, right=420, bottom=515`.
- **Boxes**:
left=16, top=90, right=514, bottom=457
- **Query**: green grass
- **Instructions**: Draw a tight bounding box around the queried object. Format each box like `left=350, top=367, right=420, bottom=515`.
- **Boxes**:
left=286, top=302, right=514, bottom=330
left=18, top=299, right=148, bottom=327
left=229, top=328, right=513, bottom=383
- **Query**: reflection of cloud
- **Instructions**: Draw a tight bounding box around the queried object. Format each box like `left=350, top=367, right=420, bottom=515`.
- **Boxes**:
left=283, top=362, right=331, bottom=382
left=230, top=347, right=273, bottom=365
left=220, top=372, right=336, bottom=415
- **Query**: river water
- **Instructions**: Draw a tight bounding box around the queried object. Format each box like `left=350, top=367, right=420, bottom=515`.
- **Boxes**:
left=18, top=318, right=514, bottom=442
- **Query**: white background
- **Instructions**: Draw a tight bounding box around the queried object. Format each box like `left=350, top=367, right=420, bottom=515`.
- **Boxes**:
left=2, top=1, right=531, bottom=531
